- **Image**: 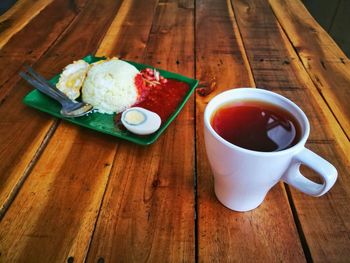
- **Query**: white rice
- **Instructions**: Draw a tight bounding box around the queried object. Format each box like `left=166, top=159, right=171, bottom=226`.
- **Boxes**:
left=82, top=58, right=139, bottom=114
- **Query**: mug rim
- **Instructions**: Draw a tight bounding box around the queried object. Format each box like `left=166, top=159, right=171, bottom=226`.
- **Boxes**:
left=204, top=88, right=310, bottom=156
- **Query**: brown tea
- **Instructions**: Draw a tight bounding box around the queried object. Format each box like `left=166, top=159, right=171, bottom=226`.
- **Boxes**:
left=210, top=100, right=301, bottom=152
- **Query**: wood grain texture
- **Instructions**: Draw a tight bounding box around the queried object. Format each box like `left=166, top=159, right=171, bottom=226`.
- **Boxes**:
left=290, top=143, right=350, bottom=262
left=0, top=0, right=124, bottom=260
left=195, top=0, right=305, bottom=262
left=0, top=0, right=86, bottom=213
left=0, top=87, right=54, bottom=217
left=0, top=0, right=349, bottom=261
left=0, top=123, right=116, bottom=262
left=0, top=0, right=89, bottom=101
left=0, top=0, right=54, bottom=48
left=0, top=0, right=123, bottom=217
left=95, top=0, right=153, bottom=59
left=86, top=0, right=196, bottom=261
left=269, top=0, right=350, bottom=139
left=232, top=0, right=350, bottom=261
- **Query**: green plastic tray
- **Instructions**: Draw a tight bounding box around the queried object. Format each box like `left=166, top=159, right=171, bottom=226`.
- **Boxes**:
left=23, top=55, right=198, bottom=145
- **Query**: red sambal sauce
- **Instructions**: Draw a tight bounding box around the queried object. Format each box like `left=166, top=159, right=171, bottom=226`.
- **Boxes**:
left=114, top=68, right=189, bottom=130
left=135, top=69, right=189, bottom=122
left=136, top=82, right=189, bottom=122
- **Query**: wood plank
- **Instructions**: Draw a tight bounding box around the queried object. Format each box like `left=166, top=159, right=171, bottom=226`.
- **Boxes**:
left=0, top=0, right=83, bottom=210
left=32, top=0, right=123, bottom=78
left=0, top=124, right=116, bottom=262
left=0, top=0, right=123, bottom=239
left=86, top=0, right=195, bottom=261
left=0, top=0, right=193, bottom=259
left=290, top=142, right=350, bottom=262
left=0, top=89, right=54, bottom=218
left=195, top=0, right=305, bottom=261
left=232, top=0, right=350, bottom=261
left=0, top=0, right=124, bottom=259
left=0, top=0, right=54, bottom=48
left=0, top=0, right=89, bottom=101
left=95, top=0, right=154, bottom=59
left=0, top=0, right=123, bottom=217
left=268, top=0, right=350, bottom=139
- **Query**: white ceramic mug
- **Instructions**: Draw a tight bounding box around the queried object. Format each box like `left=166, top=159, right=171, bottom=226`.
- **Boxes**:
left=204, top=88, right=337, bottom=212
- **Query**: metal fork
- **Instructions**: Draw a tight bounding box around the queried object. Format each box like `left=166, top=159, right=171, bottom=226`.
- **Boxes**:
left=20, top=66, right=93, bottom=117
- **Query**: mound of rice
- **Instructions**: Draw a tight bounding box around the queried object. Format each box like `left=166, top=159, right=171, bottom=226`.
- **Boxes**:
left=82, top=58, right=140, bottom=114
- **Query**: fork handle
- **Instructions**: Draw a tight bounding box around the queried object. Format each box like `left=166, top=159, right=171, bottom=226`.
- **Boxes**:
left=20, top=72, right=70, bottom=106
left=25, top=66, right=72, bottom=102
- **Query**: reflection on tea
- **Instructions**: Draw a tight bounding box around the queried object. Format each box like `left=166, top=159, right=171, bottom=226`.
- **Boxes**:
left=211, top=100, right=301, bottom=152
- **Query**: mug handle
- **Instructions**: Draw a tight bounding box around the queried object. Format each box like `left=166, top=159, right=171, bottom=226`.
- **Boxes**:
left=282, top=148, right=337, bottom=196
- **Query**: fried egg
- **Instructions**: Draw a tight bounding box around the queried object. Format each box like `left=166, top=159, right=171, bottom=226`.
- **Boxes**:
left=56, top=60, right=90, bottom=100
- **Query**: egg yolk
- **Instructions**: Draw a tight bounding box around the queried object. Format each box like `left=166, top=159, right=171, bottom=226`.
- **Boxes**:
left=124, top=110, right=146, bottom=125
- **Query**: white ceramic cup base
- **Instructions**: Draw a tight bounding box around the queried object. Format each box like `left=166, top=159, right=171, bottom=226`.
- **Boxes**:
left=214, top=179, right=266, bottom=212
left=204, top=88, right=337, bottom=212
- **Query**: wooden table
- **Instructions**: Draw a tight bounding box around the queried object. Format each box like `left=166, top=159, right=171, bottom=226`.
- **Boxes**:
left=0, top=0, right=349, bottom=262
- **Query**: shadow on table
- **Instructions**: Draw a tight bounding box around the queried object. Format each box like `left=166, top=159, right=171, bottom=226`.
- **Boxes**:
left=0, top=0, right=17, bottom=16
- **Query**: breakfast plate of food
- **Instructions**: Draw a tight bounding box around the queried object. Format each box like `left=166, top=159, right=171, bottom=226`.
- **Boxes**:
left=22, top=55, right=198, bottom=145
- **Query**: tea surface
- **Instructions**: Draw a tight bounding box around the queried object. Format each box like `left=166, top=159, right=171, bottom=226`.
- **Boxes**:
left=211, top=100, right=301, bottom=152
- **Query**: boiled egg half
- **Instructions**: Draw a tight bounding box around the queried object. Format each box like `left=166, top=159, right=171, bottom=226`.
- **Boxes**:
left=121, top=107, right=161, bottom=135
